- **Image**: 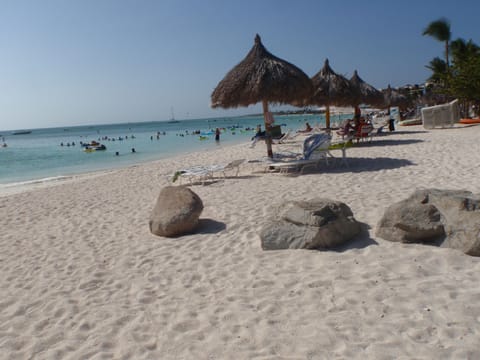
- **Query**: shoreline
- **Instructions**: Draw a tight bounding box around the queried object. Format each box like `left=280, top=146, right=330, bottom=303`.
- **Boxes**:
left=2, top=124, right=480, bottom=358
left=0, top=140, right=251, bottom=196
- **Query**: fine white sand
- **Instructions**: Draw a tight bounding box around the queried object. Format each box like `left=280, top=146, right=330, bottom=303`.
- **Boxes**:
left=1, top=124, right=480, bottom=359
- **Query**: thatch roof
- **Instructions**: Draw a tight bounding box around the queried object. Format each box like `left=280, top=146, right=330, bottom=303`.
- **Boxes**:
left=310, top=59, right=352, bottom=106
left=382, top=85, right=409, bottom=108
left=211, top=34, right=313, bottom=108
left=349, top=70, right=384, bottom=107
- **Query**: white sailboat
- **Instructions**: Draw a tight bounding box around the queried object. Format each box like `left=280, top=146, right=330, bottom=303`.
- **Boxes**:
left=167, top=107, right=180, bottom=123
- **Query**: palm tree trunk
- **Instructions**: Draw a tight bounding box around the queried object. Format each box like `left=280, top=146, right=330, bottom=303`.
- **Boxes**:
left=445, top=40, right=449, bottom=67
left=445, top=40, right=450, bottom=89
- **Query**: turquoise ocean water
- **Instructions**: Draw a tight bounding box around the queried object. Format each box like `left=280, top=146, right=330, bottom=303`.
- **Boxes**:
left=0, top=113, right=350, bottom=187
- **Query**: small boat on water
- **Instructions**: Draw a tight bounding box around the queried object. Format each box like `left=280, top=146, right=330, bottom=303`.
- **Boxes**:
left=84, top=144, right=106, bottom=152
left=166, top=107, right=180, bottom=123
left=83, top=141, right=107, bottom=152
left=12, top=130, right=32, bottom=135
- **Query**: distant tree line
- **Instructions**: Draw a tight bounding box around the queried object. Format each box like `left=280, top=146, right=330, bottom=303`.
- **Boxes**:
left=423, top=18, right=480, bottom=117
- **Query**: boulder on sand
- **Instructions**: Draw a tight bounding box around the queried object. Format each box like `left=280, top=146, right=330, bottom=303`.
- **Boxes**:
left=149, top=186, right=203, bottom=237
left=260, top=198, right=361, bottom=250
left=376, top=189, right=480, bottom=256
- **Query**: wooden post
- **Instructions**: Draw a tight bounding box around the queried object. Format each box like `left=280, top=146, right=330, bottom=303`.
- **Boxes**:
left=325, top=104, right=331, bottom=129
left=262, top=100, right=274, bottom=158
left=354, top=105, right=361, bottom=120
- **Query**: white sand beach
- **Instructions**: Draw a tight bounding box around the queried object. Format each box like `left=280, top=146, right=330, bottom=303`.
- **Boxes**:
left=1, top=124, right=480, bottom=359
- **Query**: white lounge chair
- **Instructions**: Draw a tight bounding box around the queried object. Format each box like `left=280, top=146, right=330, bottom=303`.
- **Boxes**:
left=212, top=159, right=245, bottom=178
left=266, top=133, right=332, bottom=174
left=275, top=129, right=298, bottom=144
left=328, top=140, right=350, bottom=168
left=174, top=159, right=245, bottom=185
left=172, top=166, right=213, bottom=185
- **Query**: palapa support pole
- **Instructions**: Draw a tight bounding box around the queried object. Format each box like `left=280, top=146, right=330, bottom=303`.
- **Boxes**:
left=354, top=105, right=361, bottom=120
left=325, top=104, right=331, bottom=129
left=262, top=100, right=274, bottom=158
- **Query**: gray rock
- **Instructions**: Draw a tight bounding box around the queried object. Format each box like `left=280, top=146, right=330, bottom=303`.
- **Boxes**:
left=260, top=199, right=361, bottom=250
left=376, top=189, right=480, bottom=256
left=376, top=200, right=445, bottom=243
left=149, top=186, right=203, bottom=237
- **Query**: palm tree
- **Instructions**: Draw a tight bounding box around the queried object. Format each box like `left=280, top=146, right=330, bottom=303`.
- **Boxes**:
left=423, top=18, right=452, bottom=67
left=448, top=38, right=480, bottom=116
left=450, top=38, right=480, bottom=63
left=426, top=57, right=447, bottom=85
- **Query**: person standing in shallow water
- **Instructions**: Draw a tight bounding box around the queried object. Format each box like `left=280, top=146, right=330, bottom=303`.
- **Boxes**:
left=215, top=128, right=220, bottom=142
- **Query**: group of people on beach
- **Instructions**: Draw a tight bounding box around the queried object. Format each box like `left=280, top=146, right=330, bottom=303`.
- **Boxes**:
left=246, top=108, right=401, bottom=149
left=337, top=116, right=371, bottom=139
left=152, top=131, right=167, bottom=140
left=60, top=134, right=137, bottom=147
left=249, top=112, right=316, bottom=148
left=336, top=112, right=395, bottom=141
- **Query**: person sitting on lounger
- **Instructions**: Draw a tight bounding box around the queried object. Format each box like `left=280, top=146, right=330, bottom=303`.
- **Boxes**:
left=250, top=125, right=266, bottom=148
left=336, top=119, right=355, bottom=138
left=297, top=122, right=312, bottom=133
left=252, top=125, right=265, bottom=140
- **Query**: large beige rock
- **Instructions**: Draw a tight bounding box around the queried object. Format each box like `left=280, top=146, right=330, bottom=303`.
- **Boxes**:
left=376, top=201, right=444, bottom=243
left=376, top=189, right=480, bottom=256
left=149, top=186, right=203, bottom=237
left=260, top=198, right=361, bottom=250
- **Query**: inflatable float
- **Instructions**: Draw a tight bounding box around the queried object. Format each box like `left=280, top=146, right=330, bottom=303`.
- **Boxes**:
left=459, top=118, right=480, bottom=124
left=84, top=144, right=106, bottom=152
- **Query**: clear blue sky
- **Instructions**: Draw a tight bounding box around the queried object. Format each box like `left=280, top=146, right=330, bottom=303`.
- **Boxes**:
left=1, top=0, right=479, bottom=130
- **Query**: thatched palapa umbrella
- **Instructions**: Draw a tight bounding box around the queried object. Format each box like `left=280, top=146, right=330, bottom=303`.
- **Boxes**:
left=211, top=34, right=313, bottom=158
left=382, top=84, right=408, bottom=109
left=310, top=59, right=353, bottom=129
left=349, top=70, right=384, bottom=118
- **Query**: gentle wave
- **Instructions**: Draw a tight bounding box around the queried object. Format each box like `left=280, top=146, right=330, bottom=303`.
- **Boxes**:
left=0, top=175, right=72, bottom=188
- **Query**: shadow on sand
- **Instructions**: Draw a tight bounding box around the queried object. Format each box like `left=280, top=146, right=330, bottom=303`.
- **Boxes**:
left=294, top=156, right=415, bottom=175
left=196, top=218, right=226, bottom=234
left=332, top=222, right=378, bottom=252
left=385, top=130, right=429, bottom=135
left=183, top=174, right=259, bottom=186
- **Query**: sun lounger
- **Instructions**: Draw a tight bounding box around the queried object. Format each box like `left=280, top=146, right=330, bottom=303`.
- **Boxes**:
left=215, top=159, right=245, bottom=177
left=265, top=133, right=332, bottom=174
left=328, top=141, right=350, bottom=167
left=174, top=159, right=245, bottom=185
left=275, top=129, right=298, bottom=144
left=266, top=158, right=320, bottom=174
